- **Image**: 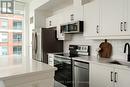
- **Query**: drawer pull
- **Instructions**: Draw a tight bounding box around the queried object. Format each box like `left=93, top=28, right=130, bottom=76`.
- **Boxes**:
left=124, top=22, right=127, bottom=31
left=120, top=22, right=123, bottom=31
left=111, top=72, right=113, bottom=82
left=96, top=25, right=99, bottom=33
left=114, top=72, right=117, bottom=83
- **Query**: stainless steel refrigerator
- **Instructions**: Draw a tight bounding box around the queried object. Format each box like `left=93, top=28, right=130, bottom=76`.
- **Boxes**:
left=32, top=28, right=63, bottom=63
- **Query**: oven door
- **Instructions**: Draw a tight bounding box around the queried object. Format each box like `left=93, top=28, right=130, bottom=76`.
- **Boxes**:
left=54, top=56, right=72, bottom=87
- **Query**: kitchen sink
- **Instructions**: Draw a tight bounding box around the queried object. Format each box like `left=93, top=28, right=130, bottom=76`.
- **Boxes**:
left=108, top=60, right=130, bottom=67
left=109, top=60, right=122, bottom=65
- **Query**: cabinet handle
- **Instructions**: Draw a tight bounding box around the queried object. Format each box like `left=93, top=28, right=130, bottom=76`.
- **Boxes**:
left=124, top=22, right=127, bottom=31
left=111, top=72, right=113, bottom=82
left=49, top=21, right=52, bottom=26
left=114, top=72, right=117, bottom=83
left=120, top=22, right=123, bottom=31
left=96, top=25, right=99, bottom=33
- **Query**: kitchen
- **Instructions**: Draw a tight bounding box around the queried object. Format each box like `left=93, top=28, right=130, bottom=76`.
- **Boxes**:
left=0, top=0, right=130, bottom=87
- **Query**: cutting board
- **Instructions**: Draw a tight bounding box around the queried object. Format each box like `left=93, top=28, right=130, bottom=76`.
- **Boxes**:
left=99, top=40, right=112, bottom=58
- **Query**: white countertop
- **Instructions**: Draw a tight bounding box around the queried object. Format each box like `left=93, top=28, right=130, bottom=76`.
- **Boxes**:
left=73, top=56, right=130, bottom=70
left=0, top=56, right=57, bottom=80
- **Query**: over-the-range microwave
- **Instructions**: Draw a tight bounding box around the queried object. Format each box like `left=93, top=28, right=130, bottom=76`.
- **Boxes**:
left=60, top=21, right=83, bottom=34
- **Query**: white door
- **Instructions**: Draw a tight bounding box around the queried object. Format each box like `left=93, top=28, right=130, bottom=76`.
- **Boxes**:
left=115, top=69, right=130, bottom=87
left=90, top=63, right=114, bottom=87
left=123, top=0, right=130, bottom=35
left=100, top=0, right=124, bottom=36
left=83, top=0, right=100, bottom=37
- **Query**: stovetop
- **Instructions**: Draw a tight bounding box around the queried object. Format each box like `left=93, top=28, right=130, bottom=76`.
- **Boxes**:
left=55, top=53, right=82, bottom=58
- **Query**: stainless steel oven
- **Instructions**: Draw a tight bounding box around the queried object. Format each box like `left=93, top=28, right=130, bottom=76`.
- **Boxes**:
left=54, top=54, right=73, bottom=87
left=54, top=45, right=90, bottom=87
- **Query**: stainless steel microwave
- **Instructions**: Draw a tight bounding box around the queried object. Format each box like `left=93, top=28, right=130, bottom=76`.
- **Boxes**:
left=60, top=21, right=83, bottom=34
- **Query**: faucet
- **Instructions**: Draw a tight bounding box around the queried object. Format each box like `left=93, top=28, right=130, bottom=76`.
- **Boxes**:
left=124, top=43, right=130, bottom=62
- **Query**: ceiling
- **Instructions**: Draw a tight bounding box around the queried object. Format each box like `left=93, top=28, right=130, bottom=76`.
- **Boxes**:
left=16, top=0, right=33, bottom=3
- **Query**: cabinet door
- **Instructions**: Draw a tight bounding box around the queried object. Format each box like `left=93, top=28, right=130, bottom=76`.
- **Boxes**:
left=115, top=69, right=130, bottom=87
left=59, top=7, right=73, bottom=24
left=46, top=16, right=57, bottom=28
left=46, top=17, right=51, bottom=28
left=73, top=6, right=83, bottom=21
left=48, top=53, right=54, bottom=66
left=100, top=0, right=124, bottom=36
left=124, top=0, right=130, bottom=35
left=73, top=0, right=83, bottom=21
left=90, top=63, right=114, bottom=87
left=83, top=0, right=100, bottom=37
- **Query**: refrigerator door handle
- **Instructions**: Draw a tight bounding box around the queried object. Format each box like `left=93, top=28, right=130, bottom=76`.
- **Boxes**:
left=35, top=33, right=38, bottom=54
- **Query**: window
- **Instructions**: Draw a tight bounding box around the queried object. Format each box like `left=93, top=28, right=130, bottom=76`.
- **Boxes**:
left=0, top=46, right=8, bottom=55
left=13, top=33, right=22, bottom=42
left=1, top=19, right=8, bottom=29
left=13, top=21, right=22, bottom=30
left=0, top=33, right=8, bottom=42
left=13, top=46, right=22, bottom=55
left=1, top=0, right=14, bottom=14
left=0, top=1, right=25, bottom=57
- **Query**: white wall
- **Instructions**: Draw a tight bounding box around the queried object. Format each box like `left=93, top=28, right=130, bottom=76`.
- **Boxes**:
left=29, top=0, right=50, bottom=59
left=24, top=3, right=30, bottom=58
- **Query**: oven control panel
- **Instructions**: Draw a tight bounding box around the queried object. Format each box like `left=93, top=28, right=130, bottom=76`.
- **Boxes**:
left=77, top=45, right=90, bottom=56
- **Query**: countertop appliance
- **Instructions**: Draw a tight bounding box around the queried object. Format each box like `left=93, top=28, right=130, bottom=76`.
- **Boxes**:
left=54, top=45, right=90, bottom=87
left=60, top=21, right=83, bottom=34
left=32, top=28, right=63, bottom=63
left=73, top=60, right=89, bottom=87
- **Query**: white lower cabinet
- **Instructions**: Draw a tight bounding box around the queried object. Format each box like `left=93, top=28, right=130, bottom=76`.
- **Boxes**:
left=48, top=53, right=54, bottom=66
left=115, top=69, right=130, bottom=87
left=90, top=63, right=114, bottom=87
left=90, top=63, right=130, bottom=87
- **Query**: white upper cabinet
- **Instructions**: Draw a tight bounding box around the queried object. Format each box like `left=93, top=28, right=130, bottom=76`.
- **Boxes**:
left=100, top=0, right=124, bottom=36
left=46, top=13, right=72, bottom=40
left=83, top=0, right=100, bottom=37
left=73, top=0, right=83, bottom=21
left=84, top=0, right=130, bottom=38
left=46, top=15, right=57, bottom=28
left=124, top=0, right=130, bottom=35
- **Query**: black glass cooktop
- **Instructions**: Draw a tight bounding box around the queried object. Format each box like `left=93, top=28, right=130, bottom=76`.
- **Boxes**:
left=56, top=53, right=79, bottom=57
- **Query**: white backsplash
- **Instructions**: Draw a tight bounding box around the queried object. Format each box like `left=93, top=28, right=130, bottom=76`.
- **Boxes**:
left=64, top=34, right=130, bottom=61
